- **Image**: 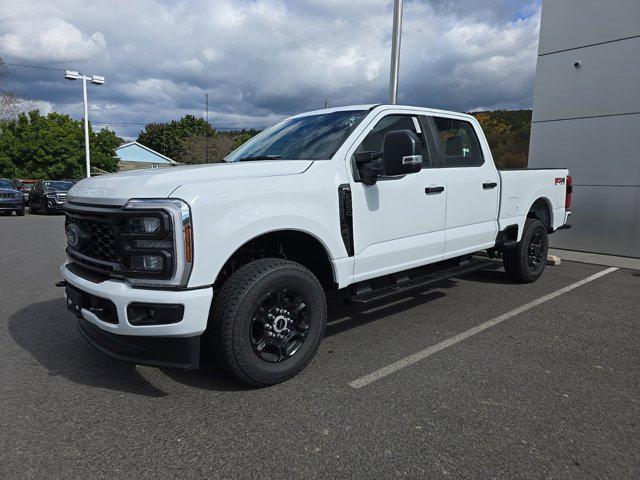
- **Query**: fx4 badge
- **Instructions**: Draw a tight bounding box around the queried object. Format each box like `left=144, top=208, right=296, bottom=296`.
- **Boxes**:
left=554, top=177, right=566, bottom=185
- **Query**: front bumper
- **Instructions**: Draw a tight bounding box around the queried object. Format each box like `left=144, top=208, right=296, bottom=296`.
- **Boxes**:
left=78, top=319, right=201, bottom=369
left=0, top=200, right=24, bottom=210
left=46, top=200, right=66, bottom=210
left=61, top=261, right=213, bottom=367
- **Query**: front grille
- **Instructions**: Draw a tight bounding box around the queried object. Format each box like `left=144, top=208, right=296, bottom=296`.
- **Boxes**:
left=1, top=193, right=18, bottom=199
left=64, top=202, right=178, bottom=282
left=65, top=209, right=120, bottom=271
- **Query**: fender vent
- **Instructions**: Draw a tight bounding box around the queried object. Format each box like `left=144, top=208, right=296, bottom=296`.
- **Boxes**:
left=338, top=184, right=354, bottom=256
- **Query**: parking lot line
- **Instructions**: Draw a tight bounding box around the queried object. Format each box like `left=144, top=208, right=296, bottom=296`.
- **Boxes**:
left=349, top=267, right=619, bottom=389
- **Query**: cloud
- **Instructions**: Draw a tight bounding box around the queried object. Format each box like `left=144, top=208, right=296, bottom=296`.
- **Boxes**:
left=0, top=5, right=106, bottom=62
left=0, top=0, right=541, bottom=139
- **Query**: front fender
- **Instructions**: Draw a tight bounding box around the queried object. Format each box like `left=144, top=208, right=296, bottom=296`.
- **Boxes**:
left=173, top=168, right=350, bottom=288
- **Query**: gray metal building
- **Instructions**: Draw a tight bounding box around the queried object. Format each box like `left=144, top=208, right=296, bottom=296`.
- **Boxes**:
left=528, top=0, right=640, bottom=258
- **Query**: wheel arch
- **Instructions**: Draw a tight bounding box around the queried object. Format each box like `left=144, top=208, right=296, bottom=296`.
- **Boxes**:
left=527, top=197, right=553, bottom=232
left=213, top=228, right=337, bottom=289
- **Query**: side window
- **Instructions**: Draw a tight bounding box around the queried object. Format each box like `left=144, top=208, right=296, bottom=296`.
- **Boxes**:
left=433, top=117, right=484, bottom=167
left=357, top=115, right=430, bottom=167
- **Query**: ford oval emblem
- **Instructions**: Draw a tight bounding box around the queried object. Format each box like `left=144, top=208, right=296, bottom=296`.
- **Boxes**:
left=66, top=224, right=81, bottom=248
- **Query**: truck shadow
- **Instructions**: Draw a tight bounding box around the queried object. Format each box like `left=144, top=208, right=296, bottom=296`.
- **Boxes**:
left=9, top=271, right=503, bottom=395
left=8, top=299, right=247, bottom=396
left=324, top=280, right=455, bottom=337
left=461, top=268, right=513, bottom=285
left=8, top=299, right=169, bottom=397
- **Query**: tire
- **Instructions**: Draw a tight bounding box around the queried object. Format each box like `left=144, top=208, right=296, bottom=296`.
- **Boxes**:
left=209, top=258, right=327, bottom=387
left=16, top=209, right=25, bottom=216
left=503, top=218, right=549, bottom=283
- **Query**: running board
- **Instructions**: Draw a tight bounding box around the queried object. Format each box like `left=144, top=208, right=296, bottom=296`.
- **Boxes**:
left=347, top=259, right=498, bottom=306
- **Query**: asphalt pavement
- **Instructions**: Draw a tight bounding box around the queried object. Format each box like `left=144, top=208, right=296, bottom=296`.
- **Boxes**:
left=1, top=213, right=638, bottom=479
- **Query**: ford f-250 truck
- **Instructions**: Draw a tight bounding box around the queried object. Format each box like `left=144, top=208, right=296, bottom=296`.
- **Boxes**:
left=60, top=104, right=572, bottom=386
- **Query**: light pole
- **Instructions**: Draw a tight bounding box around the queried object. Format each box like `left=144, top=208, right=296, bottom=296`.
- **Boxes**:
left=64, top=70, right=105, bottom=178
left=389, top=0, right=403, bottom=104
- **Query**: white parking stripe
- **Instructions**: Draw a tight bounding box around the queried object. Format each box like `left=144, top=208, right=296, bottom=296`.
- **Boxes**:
left=349, top=267, right=619, bottom=389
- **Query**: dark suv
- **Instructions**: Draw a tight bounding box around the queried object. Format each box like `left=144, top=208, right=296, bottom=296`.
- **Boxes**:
left=29, top=180, right=75, bottom=214
left=0, top=178, right=26, bottom=216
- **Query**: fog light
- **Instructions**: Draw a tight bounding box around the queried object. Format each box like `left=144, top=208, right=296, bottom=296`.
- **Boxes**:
left=128, top=217, right=161, bottom=233
left=131, top=255, right=164, bottom=271
left=127, top=303, right=184, bottom=325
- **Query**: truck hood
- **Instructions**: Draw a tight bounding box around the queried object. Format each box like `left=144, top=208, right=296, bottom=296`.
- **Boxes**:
left=67, top=160, right=313, bottom=205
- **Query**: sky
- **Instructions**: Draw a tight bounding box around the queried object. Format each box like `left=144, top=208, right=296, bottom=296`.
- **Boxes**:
left=0, top=0, right=542, bottom=139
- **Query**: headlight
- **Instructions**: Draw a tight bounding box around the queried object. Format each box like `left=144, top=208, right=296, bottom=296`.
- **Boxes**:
left=131, top=254, right=165, bottom=271
left=127, top=216, right=161, bottom=234
left=15, top=193, right=22, bottom=198
left=122, top=199, right=193, bottom=287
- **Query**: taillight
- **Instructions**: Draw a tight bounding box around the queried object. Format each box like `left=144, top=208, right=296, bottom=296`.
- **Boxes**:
left=565, top=175, right=572, bottom=209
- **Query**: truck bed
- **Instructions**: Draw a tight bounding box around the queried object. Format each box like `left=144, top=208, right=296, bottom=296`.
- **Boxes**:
left=497, top=168, right=570, bottom=234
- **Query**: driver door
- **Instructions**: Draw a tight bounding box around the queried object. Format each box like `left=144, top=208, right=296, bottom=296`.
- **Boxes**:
left=348, top=112, right=447, bottom=283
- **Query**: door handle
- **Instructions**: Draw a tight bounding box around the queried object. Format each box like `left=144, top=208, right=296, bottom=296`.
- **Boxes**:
left=425, top=186, right=445, bottom=194
left=483, top=182, right=498, bottom=189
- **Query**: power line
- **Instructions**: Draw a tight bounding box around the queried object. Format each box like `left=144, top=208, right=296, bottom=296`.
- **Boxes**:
left=2, top=62, right=67, bottom=72
left=92, top=121, right=273, bottom=127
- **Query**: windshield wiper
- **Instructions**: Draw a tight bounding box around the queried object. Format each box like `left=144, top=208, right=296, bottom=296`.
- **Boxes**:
left=238, top=155, right=282, bottom=161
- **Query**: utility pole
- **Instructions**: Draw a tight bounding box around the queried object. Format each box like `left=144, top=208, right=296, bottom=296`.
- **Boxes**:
left=82, top=77, right=91, bottom=176
left=205, top=93, right=209, bottom=163
left=64, top=71, right=105, bottom=177
left=389, top=0, right=403, bottom=104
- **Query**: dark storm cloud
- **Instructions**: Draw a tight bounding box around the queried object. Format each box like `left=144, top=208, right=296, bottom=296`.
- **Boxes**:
left=0, top=0, right=541, bottom=138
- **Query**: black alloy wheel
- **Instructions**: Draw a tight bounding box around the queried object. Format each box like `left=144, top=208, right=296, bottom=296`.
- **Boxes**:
left=527, top=231, right=545, bottom=270
left=250, top=288, right=310, bottom=363
left=503, top=217, right=548, bottom=283
left=210, top=258, right=327, bottom=387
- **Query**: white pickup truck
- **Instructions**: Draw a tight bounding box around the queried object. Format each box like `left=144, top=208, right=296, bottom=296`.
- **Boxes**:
left=60, top=104, right=572, bottom=386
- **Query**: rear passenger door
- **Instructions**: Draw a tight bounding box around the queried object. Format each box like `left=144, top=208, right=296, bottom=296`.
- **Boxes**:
left=427, top=116, right=500, bottom=257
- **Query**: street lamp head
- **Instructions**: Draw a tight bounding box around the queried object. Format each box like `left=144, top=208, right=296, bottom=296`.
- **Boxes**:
left=64, top=70, right=80, bottom=80
left=91, top=75, right=105, bottom=85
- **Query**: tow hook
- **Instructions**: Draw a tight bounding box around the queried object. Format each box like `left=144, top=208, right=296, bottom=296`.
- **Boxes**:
left=55, top=280, right=67, bottom=288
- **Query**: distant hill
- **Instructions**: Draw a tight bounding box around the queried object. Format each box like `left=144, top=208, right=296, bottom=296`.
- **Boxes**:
left=470, top=110, right=532, bottom=169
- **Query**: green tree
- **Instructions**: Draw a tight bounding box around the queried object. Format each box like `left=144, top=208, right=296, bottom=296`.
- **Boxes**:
left=233, top=132, right=255, bottom=149
left=137, top=115, right=215, bottom=163
left=0, top=110, right=120, bottom=178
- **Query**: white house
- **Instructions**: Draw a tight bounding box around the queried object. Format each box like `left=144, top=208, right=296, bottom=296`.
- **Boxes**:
left=115, top=142, right=178, bottom=171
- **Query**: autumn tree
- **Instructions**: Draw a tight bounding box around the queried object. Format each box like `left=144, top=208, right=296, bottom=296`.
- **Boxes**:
left=471, top=110, right=532, bottom=169
left=137, top=115, right=216, bottom=163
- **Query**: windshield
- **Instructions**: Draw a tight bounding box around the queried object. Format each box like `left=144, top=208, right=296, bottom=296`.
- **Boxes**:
left=225, top=110, right=368, bottom=162
left=0, top=180, right=15, bottom=189
left=44, top=181, right=74, bottom=191
left=21, top=183, right=34, bottom=191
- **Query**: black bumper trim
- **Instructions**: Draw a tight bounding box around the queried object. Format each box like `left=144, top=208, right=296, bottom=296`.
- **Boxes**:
left=77, top=319, right=200, bottom=370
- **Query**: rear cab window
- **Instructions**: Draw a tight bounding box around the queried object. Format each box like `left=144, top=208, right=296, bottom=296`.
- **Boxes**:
left=432, top=117, right=484, bottom=167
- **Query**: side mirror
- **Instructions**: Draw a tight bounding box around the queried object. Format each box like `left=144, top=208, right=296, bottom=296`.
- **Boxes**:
left=382, top=130, right=422, bottom=176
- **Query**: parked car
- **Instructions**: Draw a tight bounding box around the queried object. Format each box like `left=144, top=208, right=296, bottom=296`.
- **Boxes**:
left=29, top=180, right=75, bottom=214
left=60, top=104, right=572, bottom=386
left=0, top=178, right=26, bottom=216
left=17, top=179, right=37, bottom=202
